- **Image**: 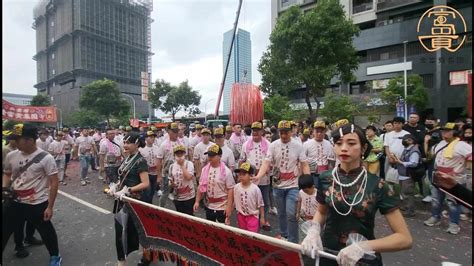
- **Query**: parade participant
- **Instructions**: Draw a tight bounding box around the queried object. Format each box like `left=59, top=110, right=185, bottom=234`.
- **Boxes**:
left=48, top=131, right=68, bottom=186
left=393, top=134, right=422, bottom=218
left=424, top=123, right=472, bottom=234
left=2, top=130, right=17, bottom=168
left=300, top=128, right=311, bottom=143
left=36, top=130, right=51, bottom=151
left=107, top=131, right=149, bottom=266
left=213, top=128, right=235, bottom=171
left=62, top=128, right=74, bottom=177
left=454, top=118, right=465, bottom=131
left=168, top=145, right=195, bottom=215
left=364, top=125, right=384, bottom=176
left=157, top=122, right=183, bottom=207
left=229, top=123, right=247, bottom=160
left=193, top=144, right=235, bottom=224
left=291, top=121, right=302, bottom=144
left=296, top=174, right=317, bottom=222
left=2, top=124, right=62, bottom=265
left=100, top=128, right=123, bottom=192
left=225, top=125, right=234, bottom=149
left=233, top=162, right=265, bottom=233
left=88, top=130, right=99, bottom=171
left=264, top=130, right=272, bottom=143
left=75, top=128, right=97, bottom=186
left=92, top=129, right=103, bottom=169
left=240, top=121, right=271, bottom=229
left=178, top=123, right=191, bottom=159
left=304, top=121, right=336, bottom=187
left=189, top=124, right=203, bottom=158
left=139, top=131, right=160, bottom=203
left=254, top=120, right=310, bottom=243
left=301, top=122, right=412, bottom=265
left=193, top=128, right=214, bottom=181
left=114, top=128, right=125, bottom=149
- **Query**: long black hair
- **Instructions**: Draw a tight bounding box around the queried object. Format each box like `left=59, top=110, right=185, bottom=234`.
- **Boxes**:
left=124, top=131, right=146, bottom=148
left=331, top=123, right=372, bottom=159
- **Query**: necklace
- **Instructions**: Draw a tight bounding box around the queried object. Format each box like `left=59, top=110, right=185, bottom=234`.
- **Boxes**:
left=118, top=152, right=139, bottom=176
left=330, top=165, right=368, bottom=216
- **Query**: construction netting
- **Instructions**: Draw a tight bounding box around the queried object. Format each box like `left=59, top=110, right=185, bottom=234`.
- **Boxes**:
left=230, top=83, right=263, bottom=125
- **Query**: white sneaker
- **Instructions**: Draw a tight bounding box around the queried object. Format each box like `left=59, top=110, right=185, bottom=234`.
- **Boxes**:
left=157, top=190, right=163, bottom=197
left=85, top=177, right=91, bottom=184
left=422, top=195, right=432, bottom=203
left=442, top=210, right=449, bottom=218
left=98, top=175, right=104, bottom=180
left=400, top=194, right=404, bottom=201
left=446, top=223, right=461, bottom=235
left=269, top=207, right=278, bottom=215
left=414, top=194, right=423, bottom=198
left=460, top=214, right=469, bottom=221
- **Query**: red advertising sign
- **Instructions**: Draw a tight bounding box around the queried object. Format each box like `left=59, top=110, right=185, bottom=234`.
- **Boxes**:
left=125, top=199, right=303, bottom=265
left=2, top=99, right=57, bottom=122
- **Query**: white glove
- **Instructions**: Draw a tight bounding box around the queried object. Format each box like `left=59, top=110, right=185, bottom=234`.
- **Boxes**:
left=114, top=185, right=131, bottom=200
left=108, top=182, right=119, bottom=196
left=301, top=221, right=323, bottom=259
left=336, top=241, right=373, bottom=266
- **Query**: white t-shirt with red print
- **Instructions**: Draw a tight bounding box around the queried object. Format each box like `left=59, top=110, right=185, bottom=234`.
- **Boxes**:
left=168, top=161, right=195, bottom=201
left=139, top=145, right=160, bottom=175
left=303, top=139, right=335, bottom=174
left=206, top=166, right=235, bottom=210
left=433, top=140, right=472, bottom=183
left=298, top=189, right=317, bottom=220
left=265, top=139, right=308, bottom=189
left=4, top=149, right=58, bottom=205
left=48, top=140, right=68, bottom=161
left=241, top=140, right=270, bottom=186
left=233, top=182, right=264, bottom=218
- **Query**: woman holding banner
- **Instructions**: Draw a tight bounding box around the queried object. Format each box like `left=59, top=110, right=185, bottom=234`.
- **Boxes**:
left=107, top=132, right=150, bottom=266
left=301, top=121, right=412, bottom=266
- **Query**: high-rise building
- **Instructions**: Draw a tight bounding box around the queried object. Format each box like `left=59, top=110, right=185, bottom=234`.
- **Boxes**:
left=222, top=28, right=252, bottom=116
left=272, top=0, right=472, bottom=123
left=32, top=0, right=153, bottom=117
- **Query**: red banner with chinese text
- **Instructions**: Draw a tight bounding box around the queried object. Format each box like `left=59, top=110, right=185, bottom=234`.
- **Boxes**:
left=2, top=99, right=57, bottom=122
left=125, top=198, right=303, bottom=266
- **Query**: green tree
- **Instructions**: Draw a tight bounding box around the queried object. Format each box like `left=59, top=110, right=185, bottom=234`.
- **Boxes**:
left=149, top=79, right=201, bottom=121
left=30, top=93, right=51, bottom=106
left=64, top=109, right=103, bottom=128
left=380, top=74, right=429, bottom=112
left=79, top=79, right=130, bottom=126
left=258, top=1, right=359, bottom=120
left=319, top=92, right=360, bottom=123
left=264, top=94, right=300, bottom=124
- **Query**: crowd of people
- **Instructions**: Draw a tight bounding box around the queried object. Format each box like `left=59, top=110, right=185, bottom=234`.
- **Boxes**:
left=1, top=114, right=472, bottom=266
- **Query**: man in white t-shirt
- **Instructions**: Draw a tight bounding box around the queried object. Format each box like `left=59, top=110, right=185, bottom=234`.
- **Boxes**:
left=194, top=144, right=235, bottom=224
left=254, top=120, right=310, bottom=243
left=424, top=122, right=472, bottom=234
left=304, top=121, right=336, bottom=183
left=213, top=128, right=235, bottom=172
left=36, top=130, right=51, bottom=152
left=61, top=128, right=74, bottom=177
left=2, top=124, right=62, bottom=265
left=99, top=128, right=123, bottom=189
left=74, top=128, right=97, bottom=186
left=48, top=132, right=68, bottom=185
left=229, top=123, right=248, bottom=161
left=139, top=131, right=160, bottom=203
left=193, top=128, right=214, bottom=180
left=157, top=123, right=186, bottom=207
left=384, top=116, right=410, bottom=180
left=240, top=121, right=271, bottom=226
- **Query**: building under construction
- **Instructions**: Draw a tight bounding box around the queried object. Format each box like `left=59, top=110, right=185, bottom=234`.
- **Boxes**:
left=33, top=0, right=153, bottom=117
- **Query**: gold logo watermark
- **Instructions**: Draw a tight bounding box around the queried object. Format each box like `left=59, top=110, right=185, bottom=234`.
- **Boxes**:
left=417, top=5, right=467, bottom=52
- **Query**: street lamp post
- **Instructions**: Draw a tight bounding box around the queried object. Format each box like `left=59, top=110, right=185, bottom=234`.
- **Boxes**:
left=122, top=93, right=136, bottom=119
left=54, top=105, right=62, bottom=129
left=204, top=98, right=216, bottom=122
left=403, top=40, right=408, bottom=120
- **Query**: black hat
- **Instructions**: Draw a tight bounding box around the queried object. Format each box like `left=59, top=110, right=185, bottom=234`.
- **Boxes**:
left=402, top=134, right=417, bottom=144
left=11, top=124, right=38, bottom=140
left=204, top=144, right=222, bottom=156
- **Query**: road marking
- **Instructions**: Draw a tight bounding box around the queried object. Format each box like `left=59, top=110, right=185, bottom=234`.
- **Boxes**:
left=58, top=190, right=111, bottom=214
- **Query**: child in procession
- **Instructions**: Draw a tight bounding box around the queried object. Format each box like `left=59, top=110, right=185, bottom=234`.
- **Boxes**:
left=296, top=174, right=318, bottom=222
left=233, top=162, right=266, bottom=233
left=168, top=145, right=196, bottom=216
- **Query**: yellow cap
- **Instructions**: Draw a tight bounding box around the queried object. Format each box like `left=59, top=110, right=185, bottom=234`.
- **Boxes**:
left=204, top=144, right=222, bottom=156
left=150, top=126, right=157, bottom=131
left=195, top=124, right=203, bottom=130
left=225, top=125, right=233, bottom=132
left=335, top=119, right=350, bottom=128
left=201, top=128, right=212, bottom=135
left=313, top=121, right=327, bottom=129
left=303, top=128, right=310, bottom=135
left=234, top=161, right=254, bottom=174
left=213, top=128, right=224, bottom=136
left=168, top=122, right=179, bottom=130
left=251, top=122, right=263, bottom=130
left=278, top=120, right=292, bottom=130
left=441, top=122, right=456, bottom=130
left=146, top=130, right=156, bottom=137
left=173, top=145, right=187, bottom=153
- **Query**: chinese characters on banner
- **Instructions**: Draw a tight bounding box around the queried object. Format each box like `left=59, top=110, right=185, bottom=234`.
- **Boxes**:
left=126, top=200, right=303, bottom=266
left=2, top=99, right=57, bottom=122
left=141, top=72, right=149, bottom=101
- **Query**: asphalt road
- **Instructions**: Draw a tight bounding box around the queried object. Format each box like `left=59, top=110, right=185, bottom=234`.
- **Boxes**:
left=3, top=160, right=472, bottom=266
